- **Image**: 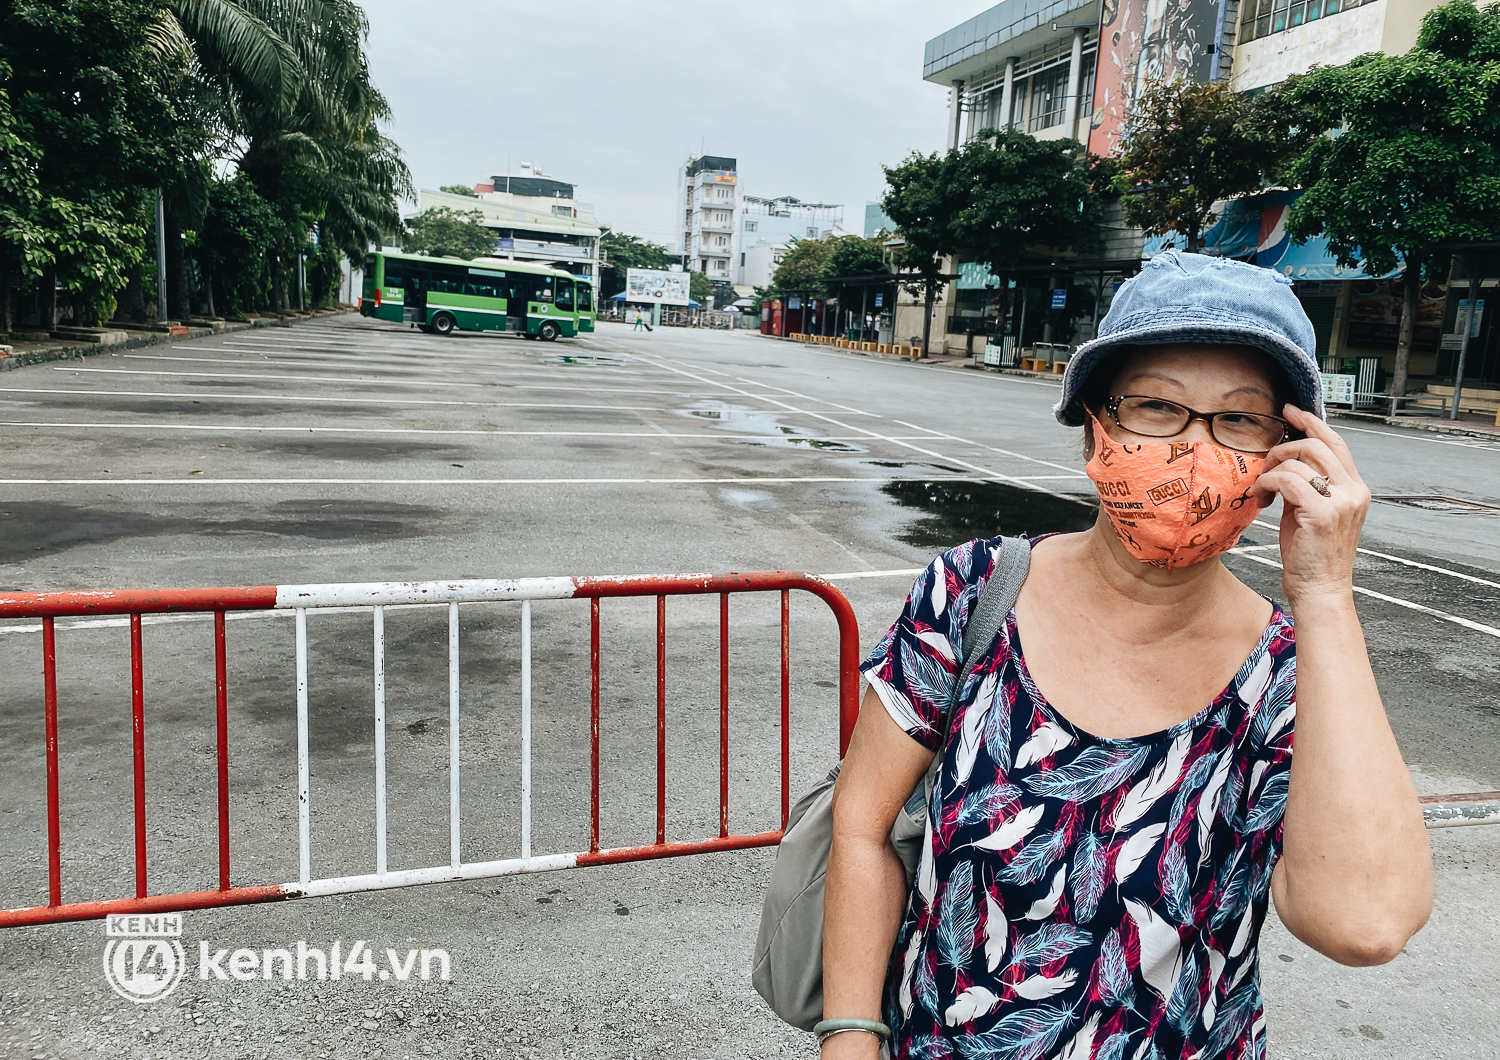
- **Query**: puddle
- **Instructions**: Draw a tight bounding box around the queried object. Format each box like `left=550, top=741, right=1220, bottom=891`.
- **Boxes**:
left=720, top=489, right=778, bottom=511
left=542, top=354, right=626, bottom=367
left=880, top=480, right=1097, bottom=549
left=675, top=402, right=866, bottom=452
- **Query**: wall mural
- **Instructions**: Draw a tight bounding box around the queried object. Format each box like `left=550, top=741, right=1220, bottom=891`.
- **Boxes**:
left=1088, top=0, right=1222, bottom=156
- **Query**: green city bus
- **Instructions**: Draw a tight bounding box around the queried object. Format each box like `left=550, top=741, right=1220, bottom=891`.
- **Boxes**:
left=360, top=250, right=594, bottom=340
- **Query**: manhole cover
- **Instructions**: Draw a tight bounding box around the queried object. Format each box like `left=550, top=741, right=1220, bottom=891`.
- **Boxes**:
left=1371, top=495, right=1500, bottom=513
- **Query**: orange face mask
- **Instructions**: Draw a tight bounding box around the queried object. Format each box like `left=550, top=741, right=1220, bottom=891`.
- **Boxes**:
left=1084, top=412, right=1266, bottom=569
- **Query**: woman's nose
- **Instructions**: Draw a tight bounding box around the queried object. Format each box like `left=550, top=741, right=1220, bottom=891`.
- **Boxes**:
left=1177, top=416, right=1217, bottom=444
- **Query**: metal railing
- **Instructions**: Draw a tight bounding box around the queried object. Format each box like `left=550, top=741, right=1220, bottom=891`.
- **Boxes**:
left=0, top=572, right=859, bottom=928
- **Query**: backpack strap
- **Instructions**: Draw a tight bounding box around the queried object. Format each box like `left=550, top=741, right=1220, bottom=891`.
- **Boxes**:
left=951, top=535, right=1032, bottom=717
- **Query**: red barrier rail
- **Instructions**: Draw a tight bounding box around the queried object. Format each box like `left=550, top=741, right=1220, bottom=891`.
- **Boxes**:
left=0, top=571, right=860, bottom=928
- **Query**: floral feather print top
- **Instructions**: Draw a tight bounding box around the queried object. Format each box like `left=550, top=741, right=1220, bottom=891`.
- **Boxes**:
left=860, top=536, right=1296, bottom=1060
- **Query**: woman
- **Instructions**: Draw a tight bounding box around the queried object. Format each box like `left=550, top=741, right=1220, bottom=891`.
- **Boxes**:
left=819, top=252, right=1432, bottom=1060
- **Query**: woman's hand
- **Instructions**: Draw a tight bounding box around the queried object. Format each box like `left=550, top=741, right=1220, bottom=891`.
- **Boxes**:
left=1248, top=405, right=1371, bottom=606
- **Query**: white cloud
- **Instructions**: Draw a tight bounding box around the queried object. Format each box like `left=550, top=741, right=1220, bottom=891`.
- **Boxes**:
left=363, top=0, right=978, bottom=243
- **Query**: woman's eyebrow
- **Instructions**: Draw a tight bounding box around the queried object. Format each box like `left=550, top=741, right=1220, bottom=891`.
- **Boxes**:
left=1120, top=373, right=1272, bottom=400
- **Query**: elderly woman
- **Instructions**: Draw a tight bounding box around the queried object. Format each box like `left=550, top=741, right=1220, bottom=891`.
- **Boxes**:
left=819, top=252, right=1433, bottom=1060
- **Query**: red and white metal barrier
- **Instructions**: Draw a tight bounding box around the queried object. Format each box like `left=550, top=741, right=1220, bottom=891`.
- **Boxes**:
left=0, top=572, right=860, bottom=928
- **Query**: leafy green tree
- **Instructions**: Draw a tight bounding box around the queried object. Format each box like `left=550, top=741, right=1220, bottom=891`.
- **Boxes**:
left=1, top=0, right=176, bottom=326
left=171, top=0, right=409, bottom=311
left=950, top=127, right=1103, bottom=274
left=882, top=150, right=963, bottom=356
left=598, top=229, right=672, bottom=298
left=403, top=206, right=495, bottom=259
left=439, top=183, right=478, bottom=197
left=820, top=235, right=890, bottom=331
left=688, top=270, right=713, bottom=305
left=198, top=174, right=282, bottom=317
left=770, top=237, right=833, bottom=293
left=1114, top=79, right=1317, bottom=252
left=1287, top=0, right=1500, bottom=396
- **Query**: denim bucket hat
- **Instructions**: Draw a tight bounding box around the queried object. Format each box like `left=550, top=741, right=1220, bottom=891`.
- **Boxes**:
left=1054, top=250, right=1325, bottom=426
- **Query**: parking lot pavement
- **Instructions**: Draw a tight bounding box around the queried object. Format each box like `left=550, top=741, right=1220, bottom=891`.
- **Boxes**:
left=0, top=317, right=1497, bottom=1058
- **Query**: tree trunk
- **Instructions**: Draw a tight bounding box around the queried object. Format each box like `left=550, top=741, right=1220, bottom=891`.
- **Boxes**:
left=921, top=280, right=936, bottom=358
left=164, top=209, right=190, bottom=322
left=2, top=271, right=11, bottom=335
left=272, top=254, right=286, bottom=314
left=203, top=268, right=216, bottom=318
left=116, top=260, right=147, bottom=323
left=1391, top=260, right=1418, bottom=399
left=42, top=265, right=57, bottom=331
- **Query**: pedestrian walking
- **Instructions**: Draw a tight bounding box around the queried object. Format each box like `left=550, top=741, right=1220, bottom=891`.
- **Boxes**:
left=817, top=251, right=1433, bottom=1059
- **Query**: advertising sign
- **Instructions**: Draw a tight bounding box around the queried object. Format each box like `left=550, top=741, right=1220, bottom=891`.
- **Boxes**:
left=1088, top=0, right=1220, bottom=157
left=625, top=269, right=691, bottom=306
left=1051, top=289, right=1067, bottom=309
left=1344, top=279, right=1445, bottom=352
left=1320, top=372, right=1356, bottom=406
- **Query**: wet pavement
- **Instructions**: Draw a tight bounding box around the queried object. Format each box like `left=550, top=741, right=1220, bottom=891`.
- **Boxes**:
left=0, top=318, right=1497, bottom=1059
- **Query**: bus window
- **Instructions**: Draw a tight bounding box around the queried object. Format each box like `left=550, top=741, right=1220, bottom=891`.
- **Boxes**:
left=466, top=281, right=499, bottom=298
left=577, top=284, right=593, bottom=312
left=555, top=279, right=574, bottom=311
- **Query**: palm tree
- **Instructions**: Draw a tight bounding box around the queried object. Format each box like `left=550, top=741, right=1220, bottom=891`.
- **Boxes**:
left=148, top=0, right=410, bottom=315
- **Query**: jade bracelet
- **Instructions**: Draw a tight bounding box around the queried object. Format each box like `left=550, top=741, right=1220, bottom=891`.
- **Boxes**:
left=813, top=1017, right=892, bottom=1044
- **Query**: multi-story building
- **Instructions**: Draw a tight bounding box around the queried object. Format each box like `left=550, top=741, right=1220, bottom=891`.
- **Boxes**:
left=918, top=0, right=1500, bottom=398
left=679, top=155, right=740, bottom=286
left=416, top=164, right=603, bottom=284
left=738, top=197, right=845, bottom=287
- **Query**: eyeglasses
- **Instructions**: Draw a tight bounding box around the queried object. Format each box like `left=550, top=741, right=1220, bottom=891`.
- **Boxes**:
left=1106, top=395, right=1290, bottom=454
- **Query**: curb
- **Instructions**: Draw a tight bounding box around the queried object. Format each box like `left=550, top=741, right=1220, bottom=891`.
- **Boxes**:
left=0, top=310, right=354, bottom=372
left=1328, top=410, right=1500, bottom=442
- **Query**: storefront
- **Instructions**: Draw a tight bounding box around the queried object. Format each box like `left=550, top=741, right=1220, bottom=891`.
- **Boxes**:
left=1147, top=191, right=1500, bottom=391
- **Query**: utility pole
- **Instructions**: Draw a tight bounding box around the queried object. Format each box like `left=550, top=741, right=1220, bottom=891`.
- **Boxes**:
left=154, top=189, right=169, bottom=323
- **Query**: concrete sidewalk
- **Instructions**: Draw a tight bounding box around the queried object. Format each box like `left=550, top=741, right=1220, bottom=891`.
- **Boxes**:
left=0, top=309, right=354, bottom=372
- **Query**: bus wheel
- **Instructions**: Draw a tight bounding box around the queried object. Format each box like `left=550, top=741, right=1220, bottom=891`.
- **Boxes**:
left=432, top=313, right=457, bottom=336
left=538, top=321, right=560, bottom=342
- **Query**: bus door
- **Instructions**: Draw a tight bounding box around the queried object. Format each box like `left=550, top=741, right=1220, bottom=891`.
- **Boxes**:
left=555, top=278, right=576, bottom=336
left=576, top=282, right=595, bottom=332
left=403, top=271, right=428, bottom=323
left=506, top=276, right=531, bottom=333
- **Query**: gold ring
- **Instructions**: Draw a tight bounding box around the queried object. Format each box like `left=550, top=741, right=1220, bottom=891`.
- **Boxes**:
left=1310, top=475, right=1332, bottom=497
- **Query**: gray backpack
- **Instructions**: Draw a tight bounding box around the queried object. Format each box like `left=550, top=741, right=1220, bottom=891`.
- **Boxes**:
left=751, top=537, right=1032, bottom=1030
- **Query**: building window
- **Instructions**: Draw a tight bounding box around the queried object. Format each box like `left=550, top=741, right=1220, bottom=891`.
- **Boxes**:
left=1242, top=0, right=1368, bottom=41
left=745, top=220, right=758, bottom=232
left=740, top=253, right=746, bottom=266
left=1076, top=54, right=1096, bottom=125
left=714, top=236, right=727, bottom=246
left=1028, top=66, right=1071, bottom=131
left=806, top=227, right=817, bottom=237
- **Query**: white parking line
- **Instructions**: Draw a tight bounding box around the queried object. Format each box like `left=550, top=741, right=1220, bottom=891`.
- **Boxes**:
left=0, top=474, right=1012, bottom=486
left=635, top=355, right=1083, bottom=503
left=0, top=420, right=919, bottom=441
left=1229, top=549, right=1500, bottom=638
left=54, top=365, right=701, bottom=398
left=1248, top=519, right=1500, bottom=586
left=0, top=386, right=667, bottom=412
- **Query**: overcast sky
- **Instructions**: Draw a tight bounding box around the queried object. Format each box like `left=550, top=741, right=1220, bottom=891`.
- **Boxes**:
left=362, top=0, right=980, bottom=247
